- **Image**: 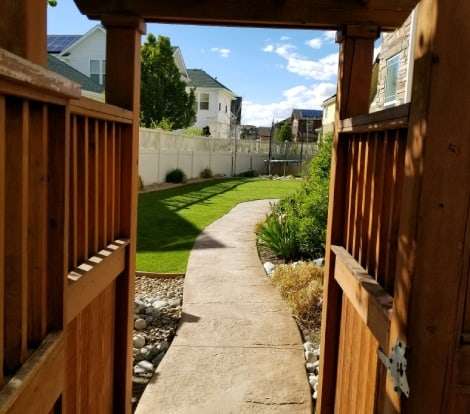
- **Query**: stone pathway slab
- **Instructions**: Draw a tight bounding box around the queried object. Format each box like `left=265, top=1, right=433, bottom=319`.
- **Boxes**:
left=136, top=200, right=312, bottom=414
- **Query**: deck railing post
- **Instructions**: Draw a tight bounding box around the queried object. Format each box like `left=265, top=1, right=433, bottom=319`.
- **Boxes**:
left=317, top=25, right=378, bottom=413
left=0, top=0, right=47, bottom=66
left=103, top=15, right=146, bottom=414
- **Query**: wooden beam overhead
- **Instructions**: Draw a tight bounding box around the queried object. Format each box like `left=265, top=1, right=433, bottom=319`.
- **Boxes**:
left=74, top=0, right=418, bottom=30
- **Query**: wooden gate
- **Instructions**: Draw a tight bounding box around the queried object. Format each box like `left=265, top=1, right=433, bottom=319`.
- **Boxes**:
left=330, top=106, right=409, bottom=412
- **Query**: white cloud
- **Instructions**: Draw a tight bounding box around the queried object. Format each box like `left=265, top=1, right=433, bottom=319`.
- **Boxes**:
left=210, top=47, right=231, bottom=58
left=263, top=42, right=338, bottom=81
left=280, top=36, right=291, bottom=41
left=242, top=82, right=336, bottom=126
left=306, top=38, right=322, bottom=49
left=323, top=31, right=336, bottom=42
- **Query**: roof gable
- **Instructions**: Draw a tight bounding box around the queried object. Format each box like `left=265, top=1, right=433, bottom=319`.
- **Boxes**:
left=47, top=55, right=104, bottom=93
left=187, top=69, right=233, bottom=93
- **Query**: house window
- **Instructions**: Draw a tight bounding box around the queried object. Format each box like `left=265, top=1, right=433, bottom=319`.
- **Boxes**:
left=384, top=54, right=400, bottom=105
left=200, top=93, right=209, bottom=110
left=219, top=103, right=221, bottom=111
left=225, top=105, right=228, bottom=113
left=90, top=59, right=106, bottom=85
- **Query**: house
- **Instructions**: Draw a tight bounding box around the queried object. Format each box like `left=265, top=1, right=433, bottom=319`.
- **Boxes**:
left=186, top=69, right=240, bottom=139
left=47, top=54, right=104, bottom=101
left=320, top=94, right=336, bottom=136
left=291, top=109, right=322, bottom=142
left=370, top=7, right=418, bottom=111
left=257, top=127, right=272, bottom=142
left=48, top=25, right=107, bottom=87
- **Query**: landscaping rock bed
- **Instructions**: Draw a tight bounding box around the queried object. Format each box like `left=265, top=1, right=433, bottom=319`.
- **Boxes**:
left=132, top=275, right=184, bottom=409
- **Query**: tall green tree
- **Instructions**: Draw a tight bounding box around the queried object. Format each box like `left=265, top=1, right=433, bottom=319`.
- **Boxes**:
left=275, top=122, right=293, bottom=142
left=141, top=34, right=196, bottom=129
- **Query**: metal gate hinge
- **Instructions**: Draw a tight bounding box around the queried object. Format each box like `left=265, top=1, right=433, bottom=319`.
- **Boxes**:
left=378, top=340, right=410, bottom=398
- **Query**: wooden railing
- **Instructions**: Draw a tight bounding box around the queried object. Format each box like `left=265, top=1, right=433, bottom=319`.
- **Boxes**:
left=0, top=47, right=135, bottom=412
left=0, top=48, right=80, bottom=410
left=65, top=97, right=133, bottom=323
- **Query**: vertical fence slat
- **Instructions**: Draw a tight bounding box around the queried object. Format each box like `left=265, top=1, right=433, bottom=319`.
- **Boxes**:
left=108, top=122, right=116, bottom=242
left=69, top=115, right=78, bottom=269
left=101, top=121, right=108, bottom=247
left=365, top=135, right=378, bottom=273
left=77, top=116, right=89, bottom=263
left=352, top=137, right=363, bottom=259
left=343, top=138, right=353, bottom=251
left=360, top=134, right=373, bottom=268
left=377, top=132, right=394, bottom=287
left=372, top=132, right=388, bottom=282
left=47, top=104, right=68, bottom=332
left=88, top=119, right=100, bottom=255
left=28, top=103, right=48, bottom=347
left=346, top=138, right=358, bottom=253
left=5, top=99, right=29, bottom=373
left=0, top=96, right=5, bottom=385
left=115, top=125, right=121, bottom=239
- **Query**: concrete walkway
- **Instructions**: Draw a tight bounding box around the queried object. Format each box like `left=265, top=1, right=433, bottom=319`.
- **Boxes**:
left=136, top=200, right=312, bottom=414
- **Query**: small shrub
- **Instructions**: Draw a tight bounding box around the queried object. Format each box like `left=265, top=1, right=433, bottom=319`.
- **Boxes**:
left=258, top=211, right=299, bottom=261
left=272, top=262, right=323, bottom=331
left=200, top=168, right=213, bottom=179
left=166, top=168, right=186, bottom=183
left=238, top=170, right=258, bottom=178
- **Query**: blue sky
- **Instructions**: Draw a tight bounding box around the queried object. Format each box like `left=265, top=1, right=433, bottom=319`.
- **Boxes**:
left=48, top=0, right=339, bottom=126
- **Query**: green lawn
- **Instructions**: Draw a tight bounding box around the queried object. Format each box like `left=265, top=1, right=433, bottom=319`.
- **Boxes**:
left=137, top=178, right=302, bottom=273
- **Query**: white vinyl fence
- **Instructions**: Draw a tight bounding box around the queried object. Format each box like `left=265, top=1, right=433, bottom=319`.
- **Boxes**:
left=139, top=128, right=317, bottom=186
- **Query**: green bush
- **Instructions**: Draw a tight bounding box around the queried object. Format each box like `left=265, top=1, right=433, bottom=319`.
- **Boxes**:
left=166, top=168, right=186, bottom=183
left=200, top=168, right=213, bottom=179
left=258, top=211, right=299, bottom=261
left=238, top=170, right=258, bottom=178
left=268, top=134, right=332, bottom=260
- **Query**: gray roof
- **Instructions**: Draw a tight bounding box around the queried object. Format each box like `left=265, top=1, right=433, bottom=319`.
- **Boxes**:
left=47, top=35, right=81, bottom=53
left=47, top=55, right=104, bottom=93
left=187, top=69, right=232, bottom=92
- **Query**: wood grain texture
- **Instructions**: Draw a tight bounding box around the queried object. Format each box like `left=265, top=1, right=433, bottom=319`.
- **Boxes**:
left=0, top=333, right=65, bottom=414
left=333, top=245, right=393, bottom=349
left=4, top=98, right=29, bottom=373
left=105, top=20, right=143, bottom=413
left=75, top=0, right=416, bottom=30
left=0, top=96, right=5, bottom=385
left=28, top=103, right=48, bottom=346
left=317, top=29, right=375, bottom=413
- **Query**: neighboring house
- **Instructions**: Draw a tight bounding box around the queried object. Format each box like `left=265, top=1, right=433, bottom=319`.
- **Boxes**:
left=257, top=127, right=272, bottom=142
left=240, top=125, right=258, bottom=140
left=370, top=8, right=418, bottom=112
left=291, top=109, right=322, bottom=142
left=172, top=46, right=190, bottom=83
left=321, top=94, right=336, bottom=136
left=186, top=69, right=239, bottom=139
left=47, top=54, right=104, bottom=100
left=48, top=25, right=107, bottom=88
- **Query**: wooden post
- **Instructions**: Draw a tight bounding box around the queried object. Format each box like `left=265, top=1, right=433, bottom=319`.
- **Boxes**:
left=0, top=0, right=47, bottom=65
left=317, top=25, right=377, bottom=413
left=103, top=16, right=145, bottom=413
left=385, top=1, right=470, bottom=412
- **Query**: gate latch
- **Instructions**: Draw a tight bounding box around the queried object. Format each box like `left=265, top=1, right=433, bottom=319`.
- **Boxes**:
left=378, top=340, right=410, bottom=398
